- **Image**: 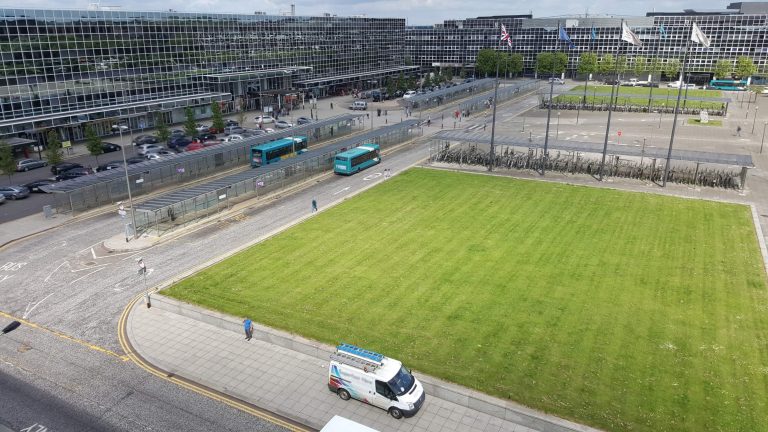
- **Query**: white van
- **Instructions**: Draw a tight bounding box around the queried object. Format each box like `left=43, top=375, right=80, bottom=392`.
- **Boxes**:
left=349, top=100, right=367, bottom=110
left=403, top=90, right=417, bottom=99
left=328, top=344, right=426, bottom=419
left=320, top=416, right=380, bottom=432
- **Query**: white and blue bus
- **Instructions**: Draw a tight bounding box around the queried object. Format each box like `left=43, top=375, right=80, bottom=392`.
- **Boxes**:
left=250, top=136, right=308, bottom=168
left=334, top=144, right=381, bottom=175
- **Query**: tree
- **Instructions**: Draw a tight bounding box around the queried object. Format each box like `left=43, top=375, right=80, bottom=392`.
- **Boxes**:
left=459, top=68, right=467, bottom=79
left=210, top=102, right=225, bottom=132
left=616, top=55, right=629, bottom=78
left=184, top=107, right=197, bottom=137
left=84, top=124, right=103, bottom=164
left=598, top=54, right=615, bottom=76
left=633, top=56, right=647, bottom=77
left=476, top=49, right=498, bottom=77
left=154, top=113, right=170, bottom=143
left=664, top=59, right=681, bottom=80
left=735, top=56, right=757, bottom=80
left=505, top=53, right=524, bottom=77
left=385, top=77, right=396, bottom=96
left=713, top=60, right=733, bottom=80
left=443, top=67, right=454, bottom=82
left=397, top=72, right=407, bottom=92
left=536, top=52, right=567, bottom=75
left=0, top=141, right=14, bottom=184
left=422, top=73, right=432, bottom=89
left=648, top=57, right=662, bottom=81
left=577, top=52, right=599, bottom=76
left=45, top=130, right=63, bottom=167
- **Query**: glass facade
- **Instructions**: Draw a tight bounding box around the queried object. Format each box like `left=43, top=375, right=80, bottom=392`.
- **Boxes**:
left=0, top=9, right=410, bottom=140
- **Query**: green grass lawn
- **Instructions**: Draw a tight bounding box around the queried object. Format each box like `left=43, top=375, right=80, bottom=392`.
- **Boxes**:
left=166, top=169, right=768, bottom=432
left=687, top=118, right=723, bottom=126
left=557, top=85, right=725, bottom=110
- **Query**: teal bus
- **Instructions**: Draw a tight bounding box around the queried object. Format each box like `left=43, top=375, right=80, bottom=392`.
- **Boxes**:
left=250, top=136, right=308, bottom=167
left=708, top=79, right=747, bottom=91
left=334, top=144, right=381, bottom=175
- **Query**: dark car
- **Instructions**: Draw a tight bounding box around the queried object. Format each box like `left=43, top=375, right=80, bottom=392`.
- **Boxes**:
left=22, top=179, right=56, bottom=193
left=170, top=129, right=185, bottom=137
left=196, top=133, right=217, bottom=142
left=51, top=162, right=84, bottom=175
left=55, top=167, right=93, bottom=181
left=101, top=142, right=121, bottom=153
left=296, top=117, right=313, bottom=125
left=0, top=185, right=31, bottom=200
left=97, top=161, right=124, bottom=172
left=133, top=135, right=159, bottom=145
left=168, top=136, right=192, bottom=150
left=225, top=119, right=239, bottom=127
left=126, top=156, right=147, bottom=164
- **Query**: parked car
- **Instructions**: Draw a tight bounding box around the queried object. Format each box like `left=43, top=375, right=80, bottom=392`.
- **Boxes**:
left=101, top=142, right=121, bottom=153
left=168, top=137, right=192, bottom=150
left=195, top=124, right=210, bottom=133
left=55, top=167, right=93, bottom=181
left=184, top=142, right=207, bottom=152
left=132, top=135, right=159, bottom=145
left=145, top=150, right=175, bottom=160
left=275, top=120, right=293, bottom=129
left=96, top=161, right=124, bottom=172
left=111, top=124, right=129, bottom=133
left=16, top=158, right=47, bottom=172
left=207, top=125, right=224, bottom=134
left=224, top=126, right=245, bottom=135
left=195, top=132, right=218, bottom=142
left=223, top=134, right=245, bottom=142
left=349, top=100, right=368, bottom=110
left=0, top=185, right=30, bottom=200
left=403, top=90, right=417, bottom=99
left=254, top=115, right=275, bottom=124
left=126, top=156, right=147, bottom=164
left=225, top=119, right=239, bottom=127
left=170, top=129, right=185, bottom=137
left=548, top=77, right=565, bottom=85
left=51, top=162, right=83, bottom=175
left=0, top=194, right=5, bottom=205
left=296, top=117, right=313, bottom=125
left=137, top=144, right=164, bottom=156
left=23, top=179, right=56, bottom=193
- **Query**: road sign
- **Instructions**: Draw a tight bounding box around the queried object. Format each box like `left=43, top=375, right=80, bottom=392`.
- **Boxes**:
left=617, top=131, right=622, bottom=137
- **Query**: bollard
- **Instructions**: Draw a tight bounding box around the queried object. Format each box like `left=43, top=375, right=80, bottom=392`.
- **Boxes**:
left=144, top=291, right=151, bottom=308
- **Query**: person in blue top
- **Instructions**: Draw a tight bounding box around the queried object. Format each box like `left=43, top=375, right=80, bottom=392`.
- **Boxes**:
left=243, top=318, right=253, bottom=341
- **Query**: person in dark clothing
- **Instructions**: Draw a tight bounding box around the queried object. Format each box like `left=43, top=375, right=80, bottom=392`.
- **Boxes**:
left=311, top=198, right=318, bottom=212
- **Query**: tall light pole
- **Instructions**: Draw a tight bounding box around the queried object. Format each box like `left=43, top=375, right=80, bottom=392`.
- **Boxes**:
left=659, top=103, right=665, bottom=128
left=556, top=112, right=561, bottom=139
left=118, top=126, right=137, bottom=240
left=761, top=121, right=767, bottom=154
left=752, top=106, right=759, bottom=134
left=641, top=137, right=647, bottom=166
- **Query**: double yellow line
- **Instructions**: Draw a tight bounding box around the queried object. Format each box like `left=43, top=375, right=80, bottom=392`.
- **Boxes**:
left=117, top=294, right=312, bottom=432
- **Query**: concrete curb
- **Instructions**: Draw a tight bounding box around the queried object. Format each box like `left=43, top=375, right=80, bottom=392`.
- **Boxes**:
left=750, top=204, right=768, bottom=275
left=143, top=294, right=603, bottom=432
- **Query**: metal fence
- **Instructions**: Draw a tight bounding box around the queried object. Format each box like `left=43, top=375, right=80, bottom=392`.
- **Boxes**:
left=134, top=120, right=422, bottom=236
left=404, top=79, right=496, bottom=110
left=457, top=79, right=540, bottom=117
left=50, top=114, right=362, bottom=214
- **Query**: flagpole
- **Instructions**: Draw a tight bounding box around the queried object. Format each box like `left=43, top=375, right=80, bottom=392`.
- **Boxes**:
left=598, top=20, right=624, bottom=181
left=488, top=24, right=503, bottom=172
left=542, top=21, right=559, bottom=175
left=662, top=21, right=693, bottom=187
left=648, top=29, right=662, bottom=112
left=577, top=26, right=594, bottom=125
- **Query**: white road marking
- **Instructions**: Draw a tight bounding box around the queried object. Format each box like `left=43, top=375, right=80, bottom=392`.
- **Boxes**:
left=22, top=292, right=56, bottom=319
left=333, top=186, right=351, bottom=195
left=44, top=261, right=68, bottom=283
left=363, top=173, right=382, bottom=181
left=70, top=267, right=105, bottom=285
left=0, top=275, right=13, bottom=284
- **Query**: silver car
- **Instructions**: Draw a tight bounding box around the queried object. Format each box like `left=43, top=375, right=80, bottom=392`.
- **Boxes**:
left=16, top=158, right=48, bottom=172
left=0, top=186, right=30, bottom=200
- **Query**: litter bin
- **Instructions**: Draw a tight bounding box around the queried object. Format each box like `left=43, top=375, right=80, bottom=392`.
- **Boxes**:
left=43, top=205, right=53, bottom=219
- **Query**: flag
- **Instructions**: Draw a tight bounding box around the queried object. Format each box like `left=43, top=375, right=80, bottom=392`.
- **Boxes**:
left=558, top=24, right=575, bottom=49
left=621, top=21, right=643, bottom=47
left=500, top=23, right=512, bottom=48
left=658, top=24, right=667, bottom=39
left=690, top=22, right=711, bottom=47
left=591, top=25, right=597, bottom=41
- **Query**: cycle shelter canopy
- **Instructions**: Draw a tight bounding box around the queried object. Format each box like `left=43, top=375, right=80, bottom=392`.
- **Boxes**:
left=43, top=114, right=363, bottom=214
left=133, top=119, right=421, bottom=236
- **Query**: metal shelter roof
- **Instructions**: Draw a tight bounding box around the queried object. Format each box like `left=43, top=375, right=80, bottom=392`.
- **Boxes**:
left=404, top=78, right=495, bottom=106
left=135, top=119, right=421, bottom=212
left=432, top=130, right=754, bottom=167
left=459, top=79, right=539, bottom=107
left=44, top=113, right=363, bottom=194
left=556, top=91, right=731, bottom=103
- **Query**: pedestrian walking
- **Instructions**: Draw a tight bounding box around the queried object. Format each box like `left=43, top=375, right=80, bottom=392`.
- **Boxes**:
left=243, top=318, right=253, bottom=340
left=330, top=102, right=334, bottom=110
left=311, top=198, right=318, bottom=212
left=737, top=125, right=742, bottom=136
left=427, top=116, right=431, bottom=127
left=483, top=123, right=487, bottom=131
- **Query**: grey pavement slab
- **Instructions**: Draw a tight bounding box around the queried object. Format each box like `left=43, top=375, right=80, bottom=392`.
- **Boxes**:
left=127, top=300, right=599, bottom=432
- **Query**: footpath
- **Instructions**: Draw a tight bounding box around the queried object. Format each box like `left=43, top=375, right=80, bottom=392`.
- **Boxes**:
left=123, top=294, right=600, bottom=432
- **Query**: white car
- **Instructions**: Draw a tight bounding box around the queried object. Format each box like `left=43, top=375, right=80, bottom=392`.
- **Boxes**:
left=195, top=124, right=210, bottom=132
left=275, top=120, right=293, bottom=129
left=145, top=149, right=175, bottom=160
left=111, top=124, right=129, bottom=132
left=223, top=134, right=244, bottom=142
left=137, top=144, right=164, bottom=156
left=403, top=90, right=417, bottom=99
left=254, top=115, right=275, bottom=124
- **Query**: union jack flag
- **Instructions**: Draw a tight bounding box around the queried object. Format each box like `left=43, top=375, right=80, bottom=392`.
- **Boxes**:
left=500, top=24, right=512, bottom=48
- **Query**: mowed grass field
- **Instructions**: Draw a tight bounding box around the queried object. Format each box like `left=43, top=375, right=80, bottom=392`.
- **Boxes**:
left=556, top=85, right=725, bottom=110
left=166, top=169, right=768, bottom=432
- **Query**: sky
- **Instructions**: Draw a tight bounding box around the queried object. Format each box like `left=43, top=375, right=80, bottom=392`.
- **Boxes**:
left=13, top=0, right=732, bottom=25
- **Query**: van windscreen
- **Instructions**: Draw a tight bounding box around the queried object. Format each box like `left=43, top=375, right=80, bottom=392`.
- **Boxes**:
left=388, top=366, right=415, bottom=396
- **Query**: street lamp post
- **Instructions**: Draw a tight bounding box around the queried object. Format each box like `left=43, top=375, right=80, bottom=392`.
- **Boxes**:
left=556, top=112, right=561, bottom=139
left=658, top=103, right=665, bottom=129
left=761, top=121, right=767, bottom=154
left=752, top=106, right=759, bottom=134
left=118, top=126, right=137, bottom=240
left=641, top=137, right=647, bottom=166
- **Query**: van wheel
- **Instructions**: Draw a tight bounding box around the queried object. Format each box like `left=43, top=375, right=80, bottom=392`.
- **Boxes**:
left=389, top=407, right=403, bottom=419
left=337, top=389, right=351, bottom=401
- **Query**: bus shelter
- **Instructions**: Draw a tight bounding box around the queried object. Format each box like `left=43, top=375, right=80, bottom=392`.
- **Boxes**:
left=457, top=80, right=540, bottom=117
left=134, top=119, right=422, bottom=236
left=45, top=114, right=363, bottom=214
left=403, top=78, right=495, bottom=110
